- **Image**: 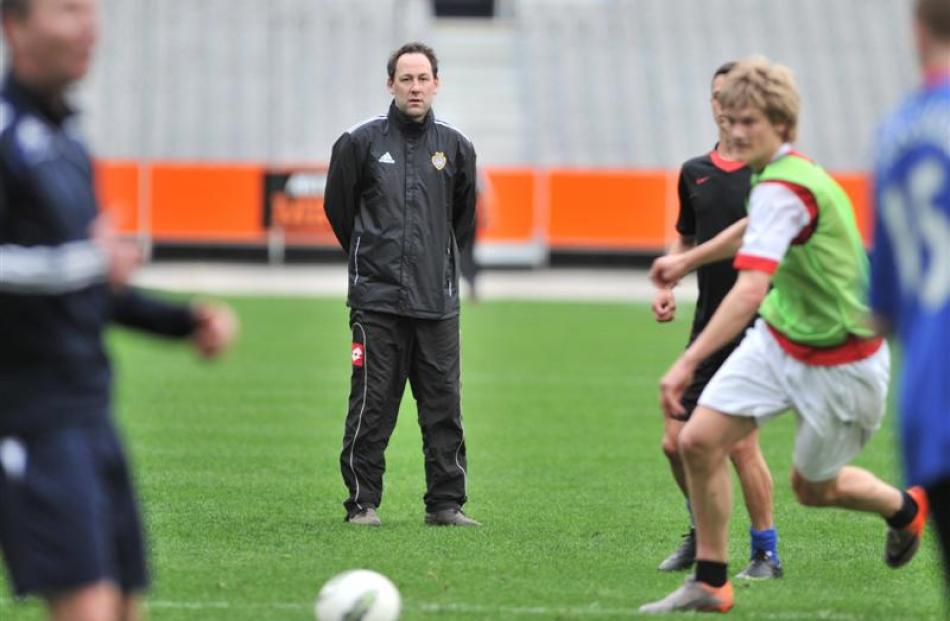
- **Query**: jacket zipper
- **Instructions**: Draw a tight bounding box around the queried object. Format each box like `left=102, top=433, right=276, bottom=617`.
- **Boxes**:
left=353, top=235, right=362, bottom=284
left=447, top=243, right=453, bottom=298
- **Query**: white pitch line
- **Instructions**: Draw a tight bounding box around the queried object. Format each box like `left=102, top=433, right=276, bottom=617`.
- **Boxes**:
left=464, top=371, right=659, bottom=388
left=140, top=599, right=864, bottom=620
left=418, top=602, right=636, bottom=617
left=0, top=597, right=879, bottom=620
left=147, top=599, right=305, bottom=611
left=148, top=599, right=639, bottom=617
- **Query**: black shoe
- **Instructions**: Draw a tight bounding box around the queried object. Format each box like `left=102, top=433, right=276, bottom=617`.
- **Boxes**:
left=346, top=507, right=381, bottom=526
left=885, top=486, right=928, bottom=568
left=425, top=508, right=482, bottom=527
left=735, top=550, right=783, bottom=580
left=657, top=529, right=696, bottom=572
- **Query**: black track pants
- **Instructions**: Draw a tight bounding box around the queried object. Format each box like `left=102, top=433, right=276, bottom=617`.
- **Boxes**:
left=341, top=309, right=468, bottom=516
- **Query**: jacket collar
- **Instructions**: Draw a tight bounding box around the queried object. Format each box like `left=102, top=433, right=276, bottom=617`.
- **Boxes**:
left=387, top=100, right=433, bottom=136
left=2, top=71, right=75, bottom=127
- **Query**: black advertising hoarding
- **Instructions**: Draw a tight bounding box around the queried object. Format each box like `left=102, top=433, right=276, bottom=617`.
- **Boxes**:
left=433, top=0, right=494, bottom=17
left=262, top=167, right=337, bottom=246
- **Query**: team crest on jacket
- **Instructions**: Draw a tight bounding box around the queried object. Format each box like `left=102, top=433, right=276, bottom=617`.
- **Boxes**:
left=431, top=151, right=447, bottom=170
left=352, top=343, right=364, bottom=367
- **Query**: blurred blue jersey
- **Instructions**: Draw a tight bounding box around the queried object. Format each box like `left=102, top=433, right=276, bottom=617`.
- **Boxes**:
left=870, top=72, right=950, bottom=488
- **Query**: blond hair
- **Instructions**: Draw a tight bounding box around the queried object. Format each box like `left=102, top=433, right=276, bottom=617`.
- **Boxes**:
left=715, top=56, right=801, bottom=142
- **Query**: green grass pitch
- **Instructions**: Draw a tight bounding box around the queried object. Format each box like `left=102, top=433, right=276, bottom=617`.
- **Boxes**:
left=0, top=296, right=944, bottom=619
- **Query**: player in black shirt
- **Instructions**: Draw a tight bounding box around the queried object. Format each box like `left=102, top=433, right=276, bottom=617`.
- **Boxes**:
left=650, top=62, right=782, bottom=581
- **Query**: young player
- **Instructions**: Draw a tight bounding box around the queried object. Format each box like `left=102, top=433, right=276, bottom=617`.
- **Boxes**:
left=870, top=0, right=950, bottom=603
left=653, top=62, right=781, bottom=580
left=641, top=56, right=928, bottom=614
left=0, top=1, right=237, bottom=619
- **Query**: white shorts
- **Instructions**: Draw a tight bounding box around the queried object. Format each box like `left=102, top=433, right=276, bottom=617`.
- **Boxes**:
left=698, top=319, right=890, bottom=482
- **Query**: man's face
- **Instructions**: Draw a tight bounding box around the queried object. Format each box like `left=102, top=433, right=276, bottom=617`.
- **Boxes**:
left=4, top=0, right=98, bottom=89
left=723, top=104, right=786, bottom=170
left=912, top=16, right=945, bottom=69
left=387, top=52, right=439, bottom=121
left=710, top=74, right=727, bottom=130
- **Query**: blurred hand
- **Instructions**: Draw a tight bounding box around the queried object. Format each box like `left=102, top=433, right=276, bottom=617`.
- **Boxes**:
left=659, top=356, right=696, bottom=419
left=192, top=303, right=239, bottom=359
left=649, top=254, right=689, bottom=290
left=90, top=215, right=141, bottom=289
left=652, top=288, right=676, bottom=322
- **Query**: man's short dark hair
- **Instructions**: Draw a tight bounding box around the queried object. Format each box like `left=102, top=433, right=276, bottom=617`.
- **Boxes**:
left=713, top=61, right=737, bottom=81
left=387, top=42, right=438, bottom=80
left=917, top=0, right=950, bottom=40
left=1, top=0, right=31, bottom=19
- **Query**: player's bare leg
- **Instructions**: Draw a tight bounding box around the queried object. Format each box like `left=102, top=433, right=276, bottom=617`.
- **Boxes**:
left=641, top=408, right=754, bottom=613
left=658, top=417, right=698, bottom=571
left=791, top=466, right=901, bottom=513
left=730, top=431, right=772, bottom=530
left=119, top=594, right=146, bottom=621
left=730, top=430, right=782, bottom=579
left=643, top=405, right=749, bottom=614
left=679, top=407, right=757, bottom=563
left=661, top=417, right=689, bottom=497
left=50, top=582, right=121, bottom=621
left=791, top=468, right=928, bottom=568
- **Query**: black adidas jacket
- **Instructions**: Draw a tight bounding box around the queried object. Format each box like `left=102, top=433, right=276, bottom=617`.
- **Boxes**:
left=324, top=102, right=477, bottom=320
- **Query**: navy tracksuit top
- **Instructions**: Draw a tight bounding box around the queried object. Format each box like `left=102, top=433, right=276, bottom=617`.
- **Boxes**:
left=0, top=73, right=195, bottom=436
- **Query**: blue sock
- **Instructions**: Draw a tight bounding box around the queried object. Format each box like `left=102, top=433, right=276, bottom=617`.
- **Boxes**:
left=686, top=499, right=696, bottom=529
left=750, top=526, right=780, bottom=561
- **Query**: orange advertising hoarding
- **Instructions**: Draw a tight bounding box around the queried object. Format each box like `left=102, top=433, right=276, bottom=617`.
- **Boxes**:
left=149, top=163, right=264, bottom=242
left=547, top=169, right=673, bottom=250
left=93, top=160, right=874, bottom=254
left=94, top=160, right=140, bottom=234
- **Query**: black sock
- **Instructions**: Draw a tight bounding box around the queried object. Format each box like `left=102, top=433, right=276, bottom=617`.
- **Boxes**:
left=886, top=490, right=919, bottom=529
left=695, top=560, right=728, bottom=587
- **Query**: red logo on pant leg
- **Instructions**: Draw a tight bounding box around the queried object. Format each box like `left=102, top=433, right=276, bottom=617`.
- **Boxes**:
left=351, top=343, right=365, bottom=367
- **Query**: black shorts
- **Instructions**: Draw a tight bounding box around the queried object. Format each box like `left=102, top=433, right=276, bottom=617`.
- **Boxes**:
left=927, top=478, right=950, bottom=594
left=675, top=341, right=740, bottom=422
left=0, top=420, right=148, bottom=597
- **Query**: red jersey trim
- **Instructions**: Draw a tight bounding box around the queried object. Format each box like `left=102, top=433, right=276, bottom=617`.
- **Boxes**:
left=734, top=253, right=779, bottom=274
left=766, top=322, right=884, bottom=366
left=709, top=148, right=746, bottom=173
left=787, top=150, right=815, bottom=164
left=760, top=180, right=819, bottom=245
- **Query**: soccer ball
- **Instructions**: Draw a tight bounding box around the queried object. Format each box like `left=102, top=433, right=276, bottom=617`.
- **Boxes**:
left=314, top=569, right=401, bottom=621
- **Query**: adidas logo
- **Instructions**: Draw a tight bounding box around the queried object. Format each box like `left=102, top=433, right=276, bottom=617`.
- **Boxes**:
left=378, top=152, right=395, bottom=164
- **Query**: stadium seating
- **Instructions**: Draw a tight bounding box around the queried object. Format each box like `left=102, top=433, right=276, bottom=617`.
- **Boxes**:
left=56, top=0, right=916, bottom=171
left=0, top=0, right=911, bottom=258
left=75, top=0, right=430, bottom=162
left=514, top=0, right=916, bottom=170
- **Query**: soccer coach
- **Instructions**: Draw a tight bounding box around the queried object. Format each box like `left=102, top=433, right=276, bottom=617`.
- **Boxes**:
left=324, top=42, right=480, bottom=527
